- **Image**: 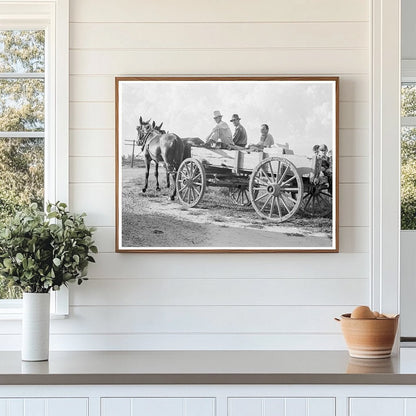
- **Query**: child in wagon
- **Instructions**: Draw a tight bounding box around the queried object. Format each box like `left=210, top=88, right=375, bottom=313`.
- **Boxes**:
left=311, top=144, right=332, bottom=188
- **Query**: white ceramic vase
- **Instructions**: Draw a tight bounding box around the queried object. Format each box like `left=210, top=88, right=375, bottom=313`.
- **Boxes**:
left=22, top=292, right=50, bottom=361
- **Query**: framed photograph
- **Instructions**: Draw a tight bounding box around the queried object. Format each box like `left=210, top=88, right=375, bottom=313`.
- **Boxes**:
left=115, top=76, right=339, bottom=253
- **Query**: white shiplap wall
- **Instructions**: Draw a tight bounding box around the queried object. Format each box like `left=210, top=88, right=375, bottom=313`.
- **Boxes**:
left=29, top=0, right=372, bottom=350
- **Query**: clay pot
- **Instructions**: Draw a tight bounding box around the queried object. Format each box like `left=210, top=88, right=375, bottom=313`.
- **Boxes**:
left=336, top=313, right=399, bottom=359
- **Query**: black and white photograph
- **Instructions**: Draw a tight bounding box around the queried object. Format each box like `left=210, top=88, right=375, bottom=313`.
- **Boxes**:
left=116, top=77, right=338, bottom=252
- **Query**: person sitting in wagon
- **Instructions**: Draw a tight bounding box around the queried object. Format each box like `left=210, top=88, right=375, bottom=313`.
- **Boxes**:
left=257, top=124, right=274, bottom=148
left=247, top=124, right=275, bottom=151
left=205, top=110, right=233, bottom=149
left=230, top=113, right=247, bottom=147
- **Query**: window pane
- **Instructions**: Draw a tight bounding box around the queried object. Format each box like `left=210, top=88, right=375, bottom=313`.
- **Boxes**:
left=401, top=127, right=416, bottom=230
left=0, top=30, right=45, bottom=73
left=402, top=83, right=416, bottom=117
left=0, top=78, right=44, bottom=132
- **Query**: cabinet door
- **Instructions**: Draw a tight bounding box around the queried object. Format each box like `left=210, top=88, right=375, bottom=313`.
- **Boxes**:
left=228, top=397, right=335, bottom=416
left=0, top=398, right=88, bottom=416
left=101, top=398, right=215, bottom=416
left=350, top=398, right=416, bottom=416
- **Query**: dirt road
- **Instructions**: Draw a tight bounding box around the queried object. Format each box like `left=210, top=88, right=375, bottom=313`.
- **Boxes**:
left=121, top=165, right=332, bottom=249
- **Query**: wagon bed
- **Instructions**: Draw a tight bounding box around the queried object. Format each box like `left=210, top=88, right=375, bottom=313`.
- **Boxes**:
left=189, top=147, right=314, bottom=177
left=175, top=146, right=332, bottom=222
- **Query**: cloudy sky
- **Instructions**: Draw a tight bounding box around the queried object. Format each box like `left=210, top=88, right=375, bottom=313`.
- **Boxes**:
left=119, top=80, right=336, bottom=157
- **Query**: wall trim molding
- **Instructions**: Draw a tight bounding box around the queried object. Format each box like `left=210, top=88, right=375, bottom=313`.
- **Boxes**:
left=371, top=0, right=401, bottom=316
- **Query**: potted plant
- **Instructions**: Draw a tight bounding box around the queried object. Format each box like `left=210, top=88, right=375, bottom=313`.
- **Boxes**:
left=0, top=202, right=97, bottom=361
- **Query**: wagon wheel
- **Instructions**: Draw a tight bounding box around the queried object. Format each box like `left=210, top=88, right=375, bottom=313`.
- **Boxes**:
left=301, top=182, right=333, bottom=217
left=249, top=157, right=303, bottom=222
left=229, top=186, right=251, bottom=206
left=176, top=158, right=206, bottom=207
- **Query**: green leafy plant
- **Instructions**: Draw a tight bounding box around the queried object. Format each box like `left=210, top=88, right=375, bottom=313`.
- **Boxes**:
left=0, top=202, right=97, bottom=293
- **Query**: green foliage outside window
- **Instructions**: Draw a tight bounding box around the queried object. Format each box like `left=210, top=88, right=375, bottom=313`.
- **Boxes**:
left=0, top=30, right=45, bottom=298
left=401, top=83, right=416, bottom=230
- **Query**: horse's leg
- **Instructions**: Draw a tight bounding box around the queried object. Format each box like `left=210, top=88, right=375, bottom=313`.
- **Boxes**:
left=166, top=166, right=170, bottom=189
left=142, top=156, right=150, bottom=193
left=154, top=162, right=161, bottom=191
left=169, top=171, right=177, bottom=201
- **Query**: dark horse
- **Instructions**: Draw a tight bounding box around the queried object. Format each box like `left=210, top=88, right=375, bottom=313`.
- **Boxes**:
left=136, top=117, right=190, bottom=200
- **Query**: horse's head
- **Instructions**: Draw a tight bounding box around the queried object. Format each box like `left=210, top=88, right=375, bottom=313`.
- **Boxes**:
left=136, top=116, right=152, bottom=146
left=154, top=121, right=166, bottom=134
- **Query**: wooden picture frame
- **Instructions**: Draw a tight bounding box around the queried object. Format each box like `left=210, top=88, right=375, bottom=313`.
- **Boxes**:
left=115, top=76, right=339, bottom=253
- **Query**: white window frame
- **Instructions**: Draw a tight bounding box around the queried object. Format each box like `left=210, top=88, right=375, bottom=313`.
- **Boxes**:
left=0, top=0, right=69, bottom=317
left=371, top=0, right=401, bottom=328
left=399, top=60, right=416, bottom=341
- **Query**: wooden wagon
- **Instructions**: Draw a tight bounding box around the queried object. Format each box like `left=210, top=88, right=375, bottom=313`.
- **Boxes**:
left=175, top=147, right=333, bottom=222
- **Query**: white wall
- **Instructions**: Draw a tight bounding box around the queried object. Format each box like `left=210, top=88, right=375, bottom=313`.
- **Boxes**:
left=4, top=0, right=372, bottom=350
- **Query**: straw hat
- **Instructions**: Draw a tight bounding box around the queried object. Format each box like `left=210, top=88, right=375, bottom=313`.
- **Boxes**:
left=213, top=110, right=223, bottom=118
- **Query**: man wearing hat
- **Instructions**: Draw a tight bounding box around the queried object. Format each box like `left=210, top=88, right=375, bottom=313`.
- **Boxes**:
left=205, top=110, right=233, bottom=148
left=230, top=113, right=247, bottom=147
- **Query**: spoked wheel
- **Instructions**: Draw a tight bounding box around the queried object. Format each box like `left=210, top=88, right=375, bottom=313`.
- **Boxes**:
left=249, top=157, right=303, bottom=222
left=176, top=158, right=206, bottom=207
left=301, top=182, right=333, bottom=217
left=229, top=186, right=251, bottom=206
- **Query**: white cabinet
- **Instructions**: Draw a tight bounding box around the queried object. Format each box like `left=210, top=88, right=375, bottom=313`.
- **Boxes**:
left=101, top=397, right=215, bottom=416
left=349, top=398, right=416, bottom=416
left=228, top=397, right=335, bottom=416
left=0, top=398, right=88, bottom=416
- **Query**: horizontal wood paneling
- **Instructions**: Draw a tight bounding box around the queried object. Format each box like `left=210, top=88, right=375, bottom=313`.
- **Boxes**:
left=70, top=22, right=368, bottom=50
left=69, top=130, right=115, bottom=157
left=70, top=277, right=368, bottom=306
left=56, top=0, right=373, bottom=351
left=69, top=0, right=369, bottom=23
left=339, top=157, right=368, bottom=183
left=339, top=183, right=369, bottom=227
left=0, top=306, right=355, bottom=335
left=0, top=333, right=347, bottom=350
left=70, top=157, right=114, bottom=183
left=339, top=129, right=369, bottom=157
left=69, top=75, right=369, bottom=103
left=70, top=49, right=368, bottom=76
left=91, top=227, right=115, bottom=253
left=85, top=253, right=369, bottom=279
left=50, top=305, right=355, bottom=334
left=69, top=183, right=114, bottom=226
left=339, top=227, right=369, bottom=253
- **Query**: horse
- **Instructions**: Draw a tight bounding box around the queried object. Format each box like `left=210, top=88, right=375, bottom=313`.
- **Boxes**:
left=136, top=117, right=190, bottom=200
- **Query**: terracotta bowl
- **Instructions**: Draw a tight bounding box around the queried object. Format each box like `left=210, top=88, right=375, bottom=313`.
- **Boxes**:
left=337, top=313, right=399, bottom=359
